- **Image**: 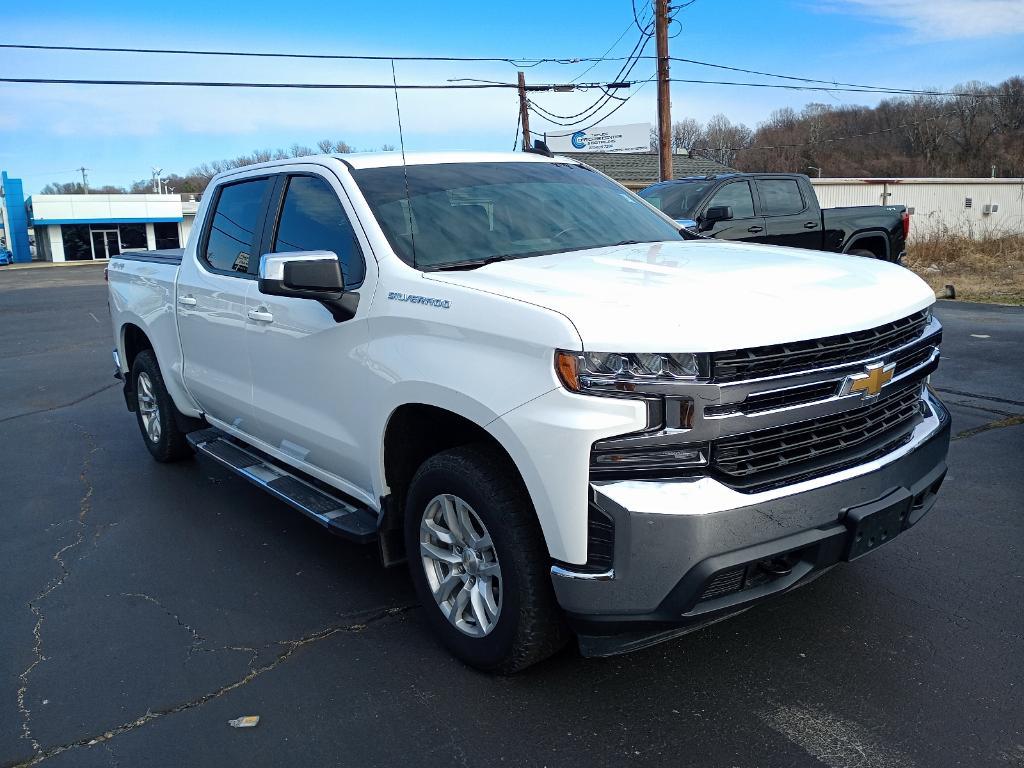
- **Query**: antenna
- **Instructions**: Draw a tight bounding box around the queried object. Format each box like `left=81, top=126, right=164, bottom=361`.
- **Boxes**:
left=390, top=59, right=417, bottom=269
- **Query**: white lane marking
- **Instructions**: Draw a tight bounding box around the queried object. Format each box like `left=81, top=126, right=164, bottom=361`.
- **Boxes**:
left=88, top=312, right=100, bottom=324
left=760, top=703, right=914, bottom=768
left=971, top=334, right=991, bottom=339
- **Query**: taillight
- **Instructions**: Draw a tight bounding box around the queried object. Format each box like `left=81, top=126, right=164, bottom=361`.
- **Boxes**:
left=901, top=210, right=910, bottom=240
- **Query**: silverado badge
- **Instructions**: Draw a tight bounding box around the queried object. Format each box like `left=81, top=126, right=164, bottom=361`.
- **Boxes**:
left=841, top=361, right=896, bottom=399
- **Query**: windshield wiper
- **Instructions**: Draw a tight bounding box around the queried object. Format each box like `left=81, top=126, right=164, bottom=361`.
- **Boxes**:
left=430, top=254, right=523, bottom=271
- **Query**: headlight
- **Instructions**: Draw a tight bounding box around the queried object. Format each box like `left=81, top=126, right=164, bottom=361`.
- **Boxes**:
left=555, top=350, right=705, bottom=394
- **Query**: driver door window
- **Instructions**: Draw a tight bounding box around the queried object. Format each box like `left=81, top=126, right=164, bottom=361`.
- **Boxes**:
left=701, top=181, right=766, bottom=242
left=272, top=175, right=366, bottom=288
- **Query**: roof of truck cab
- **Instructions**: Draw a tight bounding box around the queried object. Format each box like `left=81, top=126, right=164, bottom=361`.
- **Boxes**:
left=336, top=151, right=580, bottom=169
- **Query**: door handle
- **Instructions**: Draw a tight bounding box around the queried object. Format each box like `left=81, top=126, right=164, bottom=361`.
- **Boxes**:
left=803, top=221, right=819, bottom=229
left=177, top=295, right=197, bottom=307
left=247, top=308, right=274, bottom=323
left=747, top=226, right=764, bottom=233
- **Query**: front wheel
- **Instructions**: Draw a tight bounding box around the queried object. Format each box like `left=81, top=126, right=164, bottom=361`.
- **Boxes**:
left=404, top=445, right=569, bottom=673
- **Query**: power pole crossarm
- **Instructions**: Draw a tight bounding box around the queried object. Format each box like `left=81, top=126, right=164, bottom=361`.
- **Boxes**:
left=655, top=0, right=672, bottom=181
left=517, top=71, right=532, bottom=152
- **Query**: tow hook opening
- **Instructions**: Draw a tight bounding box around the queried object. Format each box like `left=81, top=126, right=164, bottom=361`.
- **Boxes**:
left=758, top=555, right=797, bottom=577
left=696, top=548, right=810, bottom=606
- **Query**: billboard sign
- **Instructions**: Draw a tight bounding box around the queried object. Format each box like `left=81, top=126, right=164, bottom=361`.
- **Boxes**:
left=545, top=122, right=651, bottom=153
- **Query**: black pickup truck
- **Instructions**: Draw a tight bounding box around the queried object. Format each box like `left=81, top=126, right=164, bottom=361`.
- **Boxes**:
left=639, top=173, right=910, bottom=262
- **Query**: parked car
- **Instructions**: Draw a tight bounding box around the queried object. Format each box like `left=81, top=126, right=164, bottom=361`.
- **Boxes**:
left=0, top=247, right=12, bottom=266
left=639, top=173, right=910, bottom=262
left=107, top=152, right=949, bottom=672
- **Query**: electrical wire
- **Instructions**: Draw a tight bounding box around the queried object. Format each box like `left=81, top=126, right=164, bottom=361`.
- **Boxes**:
left=631, top=0, right=655, bottom=34
left=0, top=42, right=1002, bottom=99
left=0, top=75, right=1001, bottom=100
left=0, top=76, right=551, bottom=89
left=571, top=5, right=652, bottom=84
left=666, top=79, right=1001, bottom=97
left=543, top=74, right=657, bottom=137
left=526, top=26, right=652, bottom=128
left=0, top=42, right=582, bottom=66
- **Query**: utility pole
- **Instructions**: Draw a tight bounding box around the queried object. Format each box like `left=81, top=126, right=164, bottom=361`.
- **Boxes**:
left=78, top=167, right=89, bottom=194
left=655, top=0, right=672, bottom=181
left=517, top=71, right=532, bottom=152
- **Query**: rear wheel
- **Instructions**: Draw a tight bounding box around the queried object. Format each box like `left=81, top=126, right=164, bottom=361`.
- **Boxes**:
left=131, top=350, right=191, bottom=463
left=849, top=248, right=878, bottom=258
left=405, top=444, right=569, bottom=673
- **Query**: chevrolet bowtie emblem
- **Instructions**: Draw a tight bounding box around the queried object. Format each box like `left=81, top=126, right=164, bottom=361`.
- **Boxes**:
left=841, top=361, right=895, bottom=399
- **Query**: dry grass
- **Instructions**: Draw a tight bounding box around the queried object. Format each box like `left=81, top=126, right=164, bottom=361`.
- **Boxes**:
left=904, top=230, right=1024, bottom=305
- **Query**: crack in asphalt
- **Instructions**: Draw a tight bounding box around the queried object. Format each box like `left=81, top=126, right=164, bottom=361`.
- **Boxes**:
left=0, top=383, right=119, bottom=425
left=933, top=387, right=1024, bottom=409
left=121, top=593, right=207, bottom=660
left=5, top=604, right=417, bottom=768
left=952, top=413, right=1024, bottom=441
left=15, top=428, right=98, bottom=757
left=943, top=398, right=1018, bottom=418
left=120, top=593, right=265, bottom=669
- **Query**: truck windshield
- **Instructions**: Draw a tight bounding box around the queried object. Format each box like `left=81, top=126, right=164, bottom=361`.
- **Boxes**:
left=637, top=181, right=714, bottom=220
left=351, top=161, right=683, bottom=270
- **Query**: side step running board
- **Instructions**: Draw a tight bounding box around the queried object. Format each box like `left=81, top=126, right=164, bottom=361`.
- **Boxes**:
left=187, top=428, right=377, bottom=543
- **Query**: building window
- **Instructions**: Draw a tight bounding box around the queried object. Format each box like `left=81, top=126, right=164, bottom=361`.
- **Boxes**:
left=154, top=222, right=180, bottom=250
left=119, top=223, right=147, bottom=250
left=62, top=225, right=93, bottom=261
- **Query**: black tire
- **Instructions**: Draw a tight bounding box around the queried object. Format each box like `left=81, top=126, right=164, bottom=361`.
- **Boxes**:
left=404, top=444, right=569, bottom=673
left=131, top=350, right=192, bottom=463
left=848, top=248, right=878, bottom=258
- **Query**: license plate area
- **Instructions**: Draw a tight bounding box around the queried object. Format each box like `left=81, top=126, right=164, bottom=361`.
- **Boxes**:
left=842, top=490, right=913, bottom=561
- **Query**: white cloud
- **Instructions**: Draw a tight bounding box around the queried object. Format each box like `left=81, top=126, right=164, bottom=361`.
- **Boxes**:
left=831, top=0, right=1024, bottom=41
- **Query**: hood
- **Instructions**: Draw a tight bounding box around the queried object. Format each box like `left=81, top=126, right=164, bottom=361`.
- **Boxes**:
left=425, top=240, right=934, bottom=352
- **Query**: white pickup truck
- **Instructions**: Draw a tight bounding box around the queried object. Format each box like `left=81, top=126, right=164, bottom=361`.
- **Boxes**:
left=108, top=151, right=950, bottom=672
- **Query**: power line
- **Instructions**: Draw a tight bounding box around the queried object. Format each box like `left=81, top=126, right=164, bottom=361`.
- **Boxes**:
left=666, top=78, right=1001, bottom=97
left=527, top=24, right=653, bottom=129
left=0, top=42, right=1002, bottom=99
left=571, top=5, right=652, bottom=84
left=542, top=75, right=657, bottom=137
left=0, top=42, right=580, bottom=66
left=0, top=75, right=1000, bottom=100
left=0, top=76, right=575, bottom=90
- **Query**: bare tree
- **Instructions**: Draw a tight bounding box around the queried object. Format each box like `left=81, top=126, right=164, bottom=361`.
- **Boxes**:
left=693, top=114, right=753, bottom=167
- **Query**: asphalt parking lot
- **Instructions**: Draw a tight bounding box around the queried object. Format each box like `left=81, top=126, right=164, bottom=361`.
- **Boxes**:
left=2, top=263, right=1022, bottom=768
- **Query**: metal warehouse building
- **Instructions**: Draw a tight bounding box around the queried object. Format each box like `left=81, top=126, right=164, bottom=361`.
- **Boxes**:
left=809, top=177, right=1024, bottom=240
left=1, top=171, right=198, bottom=263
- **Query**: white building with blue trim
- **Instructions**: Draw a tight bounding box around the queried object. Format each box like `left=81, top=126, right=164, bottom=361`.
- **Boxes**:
left=1, top=171, right=198, bottom=262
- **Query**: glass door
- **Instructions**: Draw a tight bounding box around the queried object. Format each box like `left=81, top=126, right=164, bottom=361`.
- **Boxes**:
left=89, top=229, right=121, bottom=260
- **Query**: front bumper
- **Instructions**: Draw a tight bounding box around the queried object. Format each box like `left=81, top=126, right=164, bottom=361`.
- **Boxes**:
left=552, top=388, right=951, bottom=656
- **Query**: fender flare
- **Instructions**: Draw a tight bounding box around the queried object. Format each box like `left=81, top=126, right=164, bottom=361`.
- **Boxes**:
left=842, top=230, right=891, bottom=259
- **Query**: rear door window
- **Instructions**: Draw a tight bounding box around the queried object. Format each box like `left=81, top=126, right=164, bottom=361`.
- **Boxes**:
left=705, top=181, right=755, bottom=219
left=756, top=179, right=806, bottom=216
left=272, top=175, right=365, bottom=288
left=202, top=178, right=272, bottom=274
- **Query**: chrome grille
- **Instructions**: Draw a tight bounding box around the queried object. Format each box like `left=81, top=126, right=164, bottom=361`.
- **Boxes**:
left=712, top=385, right=924, bottom=490
left=711, top=310, right=929, bottom=383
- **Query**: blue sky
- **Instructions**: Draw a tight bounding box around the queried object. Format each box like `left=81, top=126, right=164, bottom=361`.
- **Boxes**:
left=1, top=0, right=1022, bottom=192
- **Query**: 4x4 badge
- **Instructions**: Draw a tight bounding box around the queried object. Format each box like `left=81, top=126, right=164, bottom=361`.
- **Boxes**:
left=841, top=361, right=896, bottom=399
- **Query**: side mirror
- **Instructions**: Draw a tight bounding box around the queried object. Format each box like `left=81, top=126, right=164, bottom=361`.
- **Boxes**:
left=699, top=205, right=733, bottom=231
left=258, top=251, right=359, bottom=322
left=676, top=219, right=708, bottom=240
